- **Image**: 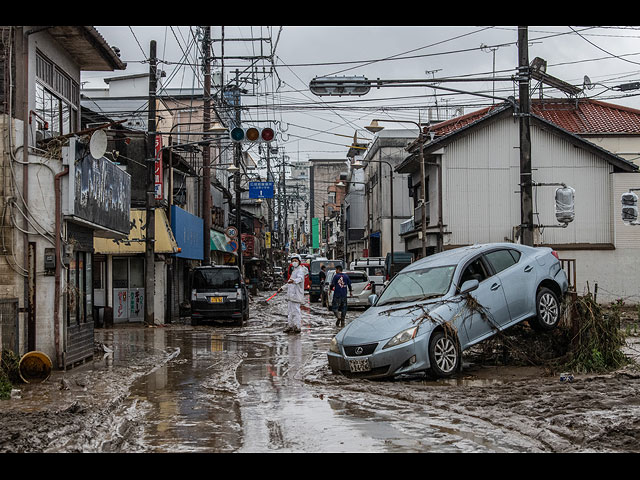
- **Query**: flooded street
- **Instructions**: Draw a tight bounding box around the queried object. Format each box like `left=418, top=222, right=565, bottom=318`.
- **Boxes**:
left=2, top=291, right=640, bottom=453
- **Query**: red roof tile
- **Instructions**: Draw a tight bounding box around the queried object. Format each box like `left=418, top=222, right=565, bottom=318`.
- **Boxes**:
left=427, top=99, right=640, bottom=137
left=424, top=99, right=640, bottom=137
left=532, top=99, right=640, bottom=134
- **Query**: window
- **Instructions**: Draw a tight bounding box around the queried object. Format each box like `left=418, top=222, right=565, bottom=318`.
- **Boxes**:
left=484, top=249, right=519, bottom=274
left=67, top=251, right=93, bottom=326
left=460, top=258, right=490, bottom=285
left=34, top=51, right=79, bottom=139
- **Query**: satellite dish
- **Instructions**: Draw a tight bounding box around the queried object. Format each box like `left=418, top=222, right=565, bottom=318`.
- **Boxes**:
left=583, top=75, right=593, bottom=90
left=89, top=130, right=108, bottom=159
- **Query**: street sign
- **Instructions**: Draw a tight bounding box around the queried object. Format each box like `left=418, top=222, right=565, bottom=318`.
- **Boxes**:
left=249, top=181, right=274, bottom=199
left=225, top=226, right=238, bottom=238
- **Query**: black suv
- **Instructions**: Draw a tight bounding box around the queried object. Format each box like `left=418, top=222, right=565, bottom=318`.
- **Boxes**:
left=189, top=266, right=249, bottom=326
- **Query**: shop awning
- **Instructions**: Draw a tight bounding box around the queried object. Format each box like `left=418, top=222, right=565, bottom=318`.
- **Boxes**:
left=94, top=209, right=178, bottom=255
left=211, top=229, right=237, bottom=255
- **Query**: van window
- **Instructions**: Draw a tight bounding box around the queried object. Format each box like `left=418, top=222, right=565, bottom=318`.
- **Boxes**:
left=345, top=272, right=367, bottom=283
left=193, top=269, right=240, bottom=291
left=355, top=266, right=384, bottom=277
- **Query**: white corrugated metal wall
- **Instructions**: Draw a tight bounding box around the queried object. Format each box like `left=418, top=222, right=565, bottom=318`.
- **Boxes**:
left=442, top=116, right=613, bottom=246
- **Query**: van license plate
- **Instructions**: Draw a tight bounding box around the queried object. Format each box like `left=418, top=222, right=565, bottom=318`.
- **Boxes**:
left=349, top=358, right=371, bottom=373
left=209, top=297, right=223, bottom=303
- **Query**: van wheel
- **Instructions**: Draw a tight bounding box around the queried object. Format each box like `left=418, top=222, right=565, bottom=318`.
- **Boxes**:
left=428, top=331, right=460, bottom=378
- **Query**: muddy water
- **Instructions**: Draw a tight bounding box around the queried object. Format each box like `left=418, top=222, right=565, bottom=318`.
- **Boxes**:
left=83, top=294, right=640, bottom=453
left=111, top=301, right=396, bottom=452
left=91, top=296, right=542, bottom=453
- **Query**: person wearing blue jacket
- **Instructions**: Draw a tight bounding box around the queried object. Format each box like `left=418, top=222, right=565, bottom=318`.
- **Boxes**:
left=330, top=265, right=352, bottom=327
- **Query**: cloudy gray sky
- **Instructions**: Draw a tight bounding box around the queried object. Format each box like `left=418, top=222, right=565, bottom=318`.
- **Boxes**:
left=82, top=26, right=640, bottom=163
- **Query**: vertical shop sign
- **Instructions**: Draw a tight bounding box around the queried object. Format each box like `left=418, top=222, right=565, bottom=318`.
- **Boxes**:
left=155, top=135, right=163, bottom=200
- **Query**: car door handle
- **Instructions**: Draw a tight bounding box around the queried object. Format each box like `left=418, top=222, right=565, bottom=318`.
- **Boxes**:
left=524, top=265, right=533, bottom=272
left=490, top=283, right=500, bottom=291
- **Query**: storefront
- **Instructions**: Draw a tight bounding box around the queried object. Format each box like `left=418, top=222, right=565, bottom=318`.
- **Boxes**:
left=169, top=205, right=203, bottom=321
left=62, top=139, right=131, bottom=366
left=93, top=208, right=178, bottom=323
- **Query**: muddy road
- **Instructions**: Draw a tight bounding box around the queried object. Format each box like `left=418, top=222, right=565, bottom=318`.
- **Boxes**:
left=2, top=291, right=640, bottom=453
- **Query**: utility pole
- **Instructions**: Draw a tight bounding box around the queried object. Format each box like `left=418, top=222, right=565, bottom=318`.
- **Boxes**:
left=518, top=26, right=534, bottom=247
left=145, top=40, right=157, bottom=325
left=266, top=146, right=274, bottom=268
left=202, top=26, right=212, bottom=265
left=234, top=69, right=243, bottom=279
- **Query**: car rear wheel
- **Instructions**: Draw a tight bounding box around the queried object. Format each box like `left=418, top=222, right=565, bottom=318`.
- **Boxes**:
left=428, top=331, right=460, bottom=378
left=530, top=287, right=560, bottom=331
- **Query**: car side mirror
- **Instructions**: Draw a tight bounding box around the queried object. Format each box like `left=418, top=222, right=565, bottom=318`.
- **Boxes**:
left=459, top=279, right=479, bottom=294
left=368, top=294, right=378, bottom=306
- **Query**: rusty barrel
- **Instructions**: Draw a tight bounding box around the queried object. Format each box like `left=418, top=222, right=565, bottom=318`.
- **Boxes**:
left=18, top=351, right=52, bottom=383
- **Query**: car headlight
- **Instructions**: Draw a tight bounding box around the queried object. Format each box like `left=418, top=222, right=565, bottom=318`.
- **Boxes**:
left=383, top=326, right=419, bottom=350
left=330, top=337, right=340, bottom=354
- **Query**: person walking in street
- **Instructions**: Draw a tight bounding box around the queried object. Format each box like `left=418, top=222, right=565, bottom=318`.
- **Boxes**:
left=330, top=265, right=352, bottom=327
left=283, top=254, right=308, bottom=334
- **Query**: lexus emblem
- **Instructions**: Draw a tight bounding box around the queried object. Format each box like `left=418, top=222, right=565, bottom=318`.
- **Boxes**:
left=355, top=346, right=364, bottom=355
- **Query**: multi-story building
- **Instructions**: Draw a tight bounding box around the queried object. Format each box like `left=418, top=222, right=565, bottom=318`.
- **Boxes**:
left=0, top=26, right=127, bottom=367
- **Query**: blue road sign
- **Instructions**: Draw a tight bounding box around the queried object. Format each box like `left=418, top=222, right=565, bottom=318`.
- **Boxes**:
left=249, top=181, right=274, bottom=199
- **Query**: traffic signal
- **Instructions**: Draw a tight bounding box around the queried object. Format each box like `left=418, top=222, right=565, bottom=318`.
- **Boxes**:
left=621, top=191, right=638, bottom=225
left=229, top=126, right=276, bottom=143
left=261, top=127, right=275, bottom=142
left=230, top=126, right=245, bottom=142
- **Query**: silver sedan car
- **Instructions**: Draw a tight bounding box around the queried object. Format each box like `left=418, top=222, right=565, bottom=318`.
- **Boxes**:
left=327, top=243, right=568, bottom=379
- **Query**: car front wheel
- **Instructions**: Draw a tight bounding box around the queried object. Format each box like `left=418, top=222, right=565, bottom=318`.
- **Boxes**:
left=530, top=287, right=560, bottom=331
left=428, top=331, right=460, bottom=378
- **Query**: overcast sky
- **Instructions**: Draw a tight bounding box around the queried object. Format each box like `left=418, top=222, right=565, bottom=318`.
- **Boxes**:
left=82, top=26, right=640, bottom=165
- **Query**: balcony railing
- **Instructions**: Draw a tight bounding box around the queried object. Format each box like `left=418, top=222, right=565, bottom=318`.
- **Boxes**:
left=413, top=202, right=430, bottom=226
left=400, top=217, right=415, bottom=235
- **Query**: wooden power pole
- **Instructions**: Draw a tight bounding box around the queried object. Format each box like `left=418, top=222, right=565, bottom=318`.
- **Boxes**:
left=145, top=40, right=157, bottom=325
left=518, top=26, right=534, bottom=246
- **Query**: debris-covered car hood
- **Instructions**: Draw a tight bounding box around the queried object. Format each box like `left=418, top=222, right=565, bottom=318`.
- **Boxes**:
left=337, top=299, right=447, bottom=345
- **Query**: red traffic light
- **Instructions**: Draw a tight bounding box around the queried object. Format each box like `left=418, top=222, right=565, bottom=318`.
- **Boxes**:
left=261, top=127, right=275, bottom=142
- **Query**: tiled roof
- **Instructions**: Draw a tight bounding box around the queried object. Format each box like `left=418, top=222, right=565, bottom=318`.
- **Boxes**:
left=427, top=99, right=640, bottom=137
left=428, top=105, right=500, bottom=136
left=531, top=99, right=640, bottom=134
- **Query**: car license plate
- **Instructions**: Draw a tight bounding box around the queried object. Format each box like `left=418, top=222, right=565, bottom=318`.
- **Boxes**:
left=209, top=297, right=223, bottom=303
left=349, top=358, right=371, bottom=373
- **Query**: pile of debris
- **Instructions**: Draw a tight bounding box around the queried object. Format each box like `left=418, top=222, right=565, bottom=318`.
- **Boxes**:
left=467, top=293, right=629, bottom=374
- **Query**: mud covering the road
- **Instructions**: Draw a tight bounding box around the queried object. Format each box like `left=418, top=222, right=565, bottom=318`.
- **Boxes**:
left=2, top=294, right=640, bottom=453
left=0, top=327, right=177, bottom=453
left=301, top=328, right=640, bottom=453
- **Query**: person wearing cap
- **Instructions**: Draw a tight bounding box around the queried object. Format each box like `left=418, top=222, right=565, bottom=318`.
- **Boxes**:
left=283, top=254, right=308, bottom=333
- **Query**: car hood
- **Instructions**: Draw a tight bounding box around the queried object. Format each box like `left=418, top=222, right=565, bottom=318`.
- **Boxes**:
left=338, top=298, right=445, bottom=345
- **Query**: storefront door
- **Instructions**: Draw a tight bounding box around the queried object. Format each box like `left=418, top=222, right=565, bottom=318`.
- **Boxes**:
left=112, top=257, right=145, bottom=323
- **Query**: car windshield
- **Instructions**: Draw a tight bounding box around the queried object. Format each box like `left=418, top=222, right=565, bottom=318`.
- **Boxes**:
left=193, top=269, right=240, bottom=291
left=376, top=265, right=455, bottom=306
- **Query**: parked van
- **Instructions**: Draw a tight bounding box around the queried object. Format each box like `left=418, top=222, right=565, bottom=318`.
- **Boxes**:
left=190, top=265, right=249, bottom=326
left=349, top=257, right=385, bottom=291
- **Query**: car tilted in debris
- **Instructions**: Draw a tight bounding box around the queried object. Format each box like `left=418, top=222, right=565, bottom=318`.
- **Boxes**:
left=327, top=243, right=568, bottom=379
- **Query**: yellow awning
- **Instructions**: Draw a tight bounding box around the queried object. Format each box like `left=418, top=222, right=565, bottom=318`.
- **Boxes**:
left=94, top=209, right=178, bottom=255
